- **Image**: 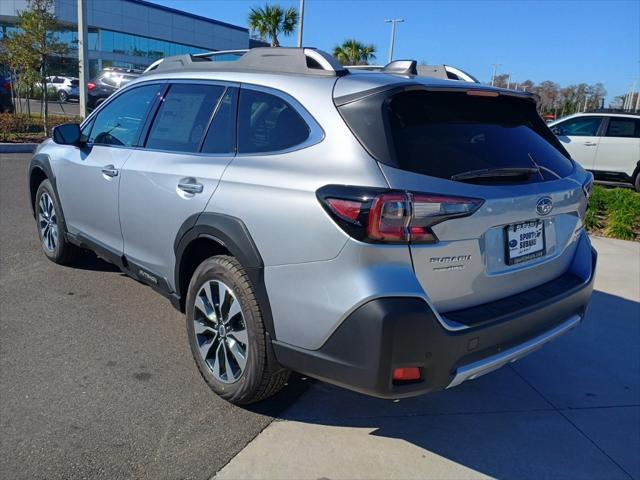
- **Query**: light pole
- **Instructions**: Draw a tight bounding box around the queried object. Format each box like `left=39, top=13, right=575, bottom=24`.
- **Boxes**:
left=297, top=0, right=305, bottom=48
left=77, top=0, right=88, bottom=118
left=490, top=63, right=501, bottom=86
left=384, top=19, right=404, bottom=63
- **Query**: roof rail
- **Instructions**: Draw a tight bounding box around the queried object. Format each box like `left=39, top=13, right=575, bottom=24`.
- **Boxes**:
left=382, top=60, right=417, bottom=75
left=143, top=47, right=348, bottom=77
left=346, top=62, right=479, bottom=83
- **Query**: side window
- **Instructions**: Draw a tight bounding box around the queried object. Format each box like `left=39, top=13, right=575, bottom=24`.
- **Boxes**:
left=605, top=118, right=640, bottom=138
left=201, top=87, right=238, bottom=154
left=80, top=117, right=95, bottom=143
left=146, top=83, right=225, bottom=153
left=238, top=89, right=310, bottom=154
left=558, top=117, right=602, bottom=136
left=89, top=84, right=160, bottom=147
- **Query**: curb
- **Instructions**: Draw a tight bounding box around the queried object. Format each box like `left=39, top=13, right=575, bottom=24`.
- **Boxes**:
left=0, top=143, right=38, bottom=154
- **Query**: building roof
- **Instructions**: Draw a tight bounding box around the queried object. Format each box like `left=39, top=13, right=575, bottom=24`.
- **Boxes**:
left=125, top=0, right=248, bottom=33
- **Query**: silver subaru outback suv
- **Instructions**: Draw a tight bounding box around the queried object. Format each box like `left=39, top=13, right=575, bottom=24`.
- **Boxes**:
left=29, top=48, right=597, bottom=404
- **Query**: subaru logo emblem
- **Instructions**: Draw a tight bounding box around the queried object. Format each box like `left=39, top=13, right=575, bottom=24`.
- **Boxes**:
left=509, top=239, right=518, bottom=248
left=536, top=197, right=553, bottom=216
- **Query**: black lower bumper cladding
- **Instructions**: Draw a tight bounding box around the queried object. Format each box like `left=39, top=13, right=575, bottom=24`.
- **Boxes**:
left=273, top=248, right=597, bottom=399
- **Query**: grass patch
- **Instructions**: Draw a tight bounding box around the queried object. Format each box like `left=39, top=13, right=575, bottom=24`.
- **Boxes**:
left=585, top=185, right=640, bottom=241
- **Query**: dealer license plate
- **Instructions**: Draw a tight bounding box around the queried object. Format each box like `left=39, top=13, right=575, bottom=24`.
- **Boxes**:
left=505, top=220, right=545, bottom=265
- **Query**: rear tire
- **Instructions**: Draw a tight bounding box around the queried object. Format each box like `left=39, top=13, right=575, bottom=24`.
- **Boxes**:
left=186, top=255, right=289, bottom=405
left=58, top=90, right=68, bottom=102
left=634, top=172, right=640, bottom=193
left=35, top=180, right=78, bottom=264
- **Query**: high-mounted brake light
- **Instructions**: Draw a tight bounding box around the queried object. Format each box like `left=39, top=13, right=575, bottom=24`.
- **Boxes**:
left=466, top=90, right=499, bottom=97
left=318, top=186, right=483, bottom=244
left=87, top=82, right=96, bottom=91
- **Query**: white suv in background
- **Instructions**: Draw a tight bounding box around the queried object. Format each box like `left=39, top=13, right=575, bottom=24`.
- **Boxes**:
left=550, top=113, right=640, bottom=191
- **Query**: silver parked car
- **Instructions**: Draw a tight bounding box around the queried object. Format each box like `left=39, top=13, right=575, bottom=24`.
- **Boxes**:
left=28, top=48, right=596, bottom=404
left=46, top=76, right=79, bottom=102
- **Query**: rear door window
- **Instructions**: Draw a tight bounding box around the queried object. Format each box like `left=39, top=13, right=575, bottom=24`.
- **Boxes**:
left=145, top=83, right=226, bottom=153
left=605, top=118, right=640, bottom=138
left=201, top=87, right=238, bottom=154
left=237, top=89, right=309, bottom=154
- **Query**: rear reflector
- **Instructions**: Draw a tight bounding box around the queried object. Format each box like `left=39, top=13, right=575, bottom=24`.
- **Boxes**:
left=87, top=82, right=96, bottom=91
left=393, top=367, right=421, bottom=381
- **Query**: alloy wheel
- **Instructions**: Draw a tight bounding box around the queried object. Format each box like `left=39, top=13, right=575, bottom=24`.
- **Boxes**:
left=193, top=280, right=248, bottom=383
left=38, top=192, right=58, bottom=253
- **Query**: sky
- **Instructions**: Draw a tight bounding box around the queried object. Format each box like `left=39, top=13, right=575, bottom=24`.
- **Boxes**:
left=151, top=0, right=640, bottom=103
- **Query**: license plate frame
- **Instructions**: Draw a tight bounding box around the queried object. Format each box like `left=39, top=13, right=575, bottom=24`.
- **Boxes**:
left=504, top=220, right=546, bottom=266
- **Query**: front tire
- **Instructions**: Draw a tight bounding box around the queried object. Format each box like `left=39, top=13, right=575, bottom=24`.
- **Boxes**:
left=186, top=255, right=289, bottom=405
left=634, top=172, right=640, bottom=193
left=58, top=90, right=68, bottom=102
left=35, top=180, right=78, bottom=264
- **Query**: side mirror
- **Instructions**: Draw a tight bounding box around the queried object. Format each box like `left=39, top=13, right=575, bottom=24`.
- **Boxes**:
left=52, top=123, right=81, bottom=145
left=551, top=126, right=565, bottom=136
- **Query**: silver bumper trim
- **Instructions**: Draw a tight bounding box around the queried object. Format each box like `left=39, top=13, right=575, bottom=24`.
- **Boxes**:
left=446, top=314, right=582, bottom=389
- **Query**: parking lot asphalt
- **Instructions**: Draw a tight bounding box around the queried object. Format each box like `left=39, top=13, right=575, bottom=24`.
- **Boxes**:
left=0, top=153, right=306, bottom=480
left=2, top=152, right=639, bottom=480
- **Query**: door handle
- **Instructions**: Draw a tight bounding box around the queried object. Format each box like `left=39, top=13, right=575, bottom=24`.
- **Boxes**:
left=583, top=142, right=597, bottom=146
left=101, top=165, right=119, bottom=178
left=177, top=181, right=204, bottom=194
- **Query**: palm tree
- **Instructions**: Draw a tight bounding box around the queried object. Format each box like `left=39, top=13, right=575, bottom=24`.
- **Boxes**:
left=248, top=4, right=298, bottom=47
left=332, top=39, right=376, bottom=66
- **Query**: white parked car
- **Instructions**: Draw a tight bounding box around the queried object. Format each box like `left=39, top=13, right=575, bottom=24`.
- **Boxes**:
left=45, top=76, right=79, bottom=102
left=549, top=113, right=640, bottom=191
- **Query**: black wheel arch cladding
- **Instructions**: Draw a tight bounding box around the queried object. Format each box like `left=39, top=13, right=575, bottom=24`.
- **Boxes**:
left=174, top=212, right=278, bottom=341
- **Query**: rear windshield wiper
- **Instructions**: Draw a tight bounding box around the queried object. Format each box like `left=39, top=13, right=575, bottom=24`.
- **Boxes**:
left=451, top=167, right=540, bottom=182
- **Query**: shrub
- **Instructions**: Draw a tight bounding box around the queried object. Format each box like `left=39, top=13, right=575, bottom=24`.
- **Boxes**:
left=30, top=86, right=59, bottom=101
left=585, top=186, right=640, bottom=241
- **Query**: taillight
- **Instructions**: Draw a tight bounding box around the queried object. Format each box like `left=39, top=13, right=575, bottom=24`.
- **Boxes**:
left=3, top=81, right=11, bottom=93
left=87, top=82, right=96, bottom=91
left=318, top=185, right=483, bottom=244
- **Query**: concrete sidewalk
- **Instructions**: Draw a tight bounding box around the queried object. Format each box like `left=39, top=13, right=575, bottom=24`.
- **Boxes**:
left=215, top=237, right=639, bottom=480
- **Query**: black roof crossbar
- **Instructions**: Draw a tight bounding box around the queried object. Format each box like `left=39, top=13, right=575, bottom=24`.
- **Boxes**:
left=143, top=47, right=349, bottom=77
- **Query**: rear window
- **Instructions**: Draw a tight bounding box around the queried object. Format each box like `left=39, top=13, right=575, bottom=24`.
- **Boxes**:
left=339, top=88, right=574, bottom=182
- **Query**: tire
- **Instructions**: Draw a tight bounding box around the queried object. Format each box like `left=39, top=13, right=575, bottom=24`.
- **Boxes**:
left=634, top=172, right=640, bottom=193
left=35, top=180, right=78, bottom=264
left=58, top=90, right=68, bottom=103
left=186, top=255, right=289, bottom=405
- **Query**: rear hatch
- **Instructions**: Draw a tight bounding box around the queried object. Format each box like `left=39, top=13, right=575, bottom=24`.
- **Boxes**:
left=336, top=84, right=591, bottom=315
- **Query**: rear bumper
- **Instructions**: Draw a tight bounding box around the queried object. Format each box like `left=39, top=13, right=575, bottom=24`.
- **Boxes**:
left=273, top=246, right=597, bottom=399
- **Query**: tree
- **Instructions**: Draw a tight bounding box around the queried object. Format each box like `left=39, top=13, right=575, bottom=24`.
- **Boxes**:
left=332, top=39, right=376, bottom=66
left=0, top=0, right=68, bottom=133
left=248, top=4, right=298, bottom=47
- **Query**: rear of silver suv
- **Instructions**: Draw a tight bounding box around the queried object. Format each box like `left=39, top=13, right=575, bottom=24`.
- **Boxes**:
left=29, top=48, right=596, bottom=404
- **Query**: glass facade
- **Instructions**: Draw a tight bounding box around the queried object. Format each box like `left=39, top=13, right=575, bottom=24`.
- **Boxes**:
left=99, top=29, right=208, bottom=58
left=1, top=23, right=211, bottom=76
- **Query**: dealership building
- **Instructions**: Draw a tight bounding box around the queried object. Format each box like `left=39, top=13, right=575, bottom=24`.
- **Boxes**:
left=0, top=0, right=262, bottom=76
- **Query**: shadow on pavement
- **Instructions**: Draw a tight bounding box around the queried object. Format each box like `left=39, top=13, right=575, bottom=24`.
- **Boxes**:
left=274, top=289, right=639, bottom=479
left=65, top=249, right=121, bottom=272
